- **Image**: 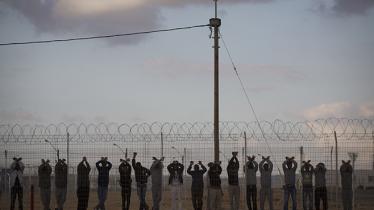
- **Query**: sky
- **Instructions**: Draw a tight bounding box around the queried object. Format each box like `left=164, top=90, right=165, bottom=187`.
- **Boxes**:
left=0, top=0, right=373, bottom=124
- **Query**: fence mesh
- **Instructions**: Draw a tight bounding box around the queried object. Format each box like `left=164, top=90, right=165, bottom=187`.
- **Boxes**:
left=1, top=118, right=373, bottom=209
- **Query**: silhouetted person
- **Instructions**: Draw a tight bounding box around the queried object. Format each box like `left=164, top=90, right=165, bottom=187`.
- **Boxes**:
left=77, top=157, right=91, bottom=210
left=55, top=158, right=68, bottom=210
left=38, top=159, right=52, bottom=210
left=301, top=160, right=314, bottom=210
left=245, top=155, right=258, bottom=210
left=259, top=156, right=273, bottom=210
left=10, top=157, right=24, bottom=210
left=119, top=158, right=132, bottom=210
left=282, top=156, right=297, bottom=210
left=227, top=152, right=240, bottom=210
left=95, top=157, right=112, bottom=210
left=132, top=152, right=151, bottom=210
left=168, top=160, right=184, bottom=210
left=150, top=157, right=164, bottom=210
left=314, top=163, right=327, bottom=210
left=340, top=160, right=353, bottom=210
left=208, top=161, right=222, bottom=210
left=187, top=161, right=207, bottom=210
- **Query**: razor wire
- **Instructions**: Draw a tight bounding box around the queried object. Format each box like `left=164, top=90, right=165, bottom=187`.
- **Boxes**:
left=0, top=118, right=373, bottom=144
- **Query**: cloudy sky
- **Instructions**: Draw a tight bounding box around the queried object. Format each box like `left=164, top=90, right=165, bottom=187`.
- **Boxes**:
left=0, top=0, right=373, bottom=124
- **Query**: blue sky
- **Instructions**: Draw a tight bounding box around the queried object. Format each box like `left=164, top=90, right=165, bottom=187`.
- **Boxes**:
left=0, top=0, right=373, bottom=124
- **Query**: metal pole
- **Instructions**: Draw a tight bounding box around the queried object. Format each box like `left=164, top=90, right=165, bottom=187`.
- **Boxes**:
left=211, top=0, right=221, bottom=163
left=5, top=150, right=8, bottom=169
left=334, top=131, right=339, bottom=209
left=67, top=132, right=70, bottom=174
left=244, top=132, right=247, bottom=176
left=184, top=148, right=187, bottom=175
left=161, top=132, right=164, bottom=158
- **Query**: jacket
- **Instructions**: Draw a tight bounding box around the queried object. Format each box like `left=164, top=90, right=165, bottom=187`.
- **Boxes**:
left=259, top=159, right=273, bottom=188
left=282, top=160, right=297, bottom=187
left=55, top=160, right=68, bottom=188
left=227, top=157, right=239, bottom=186
left=119, top=161, right=132, bottom=188
left=38, top=162, right=52, bottom=189
left=340, top=163, right=353, bottom=190
left=167, top=162, right=184, bottom=185
left=96, top=160, right=112, bottom=187
left=245, top=160, right=258, bottom=186
left=208, top=163, right=222, bottom=188
left=132, top=158, right=151, bottom=184
left=150, top=160, right=163, bottom=186
left=77, top=160, right=91, bottom=188
left=187, top=164, right=207, bottom=190
left=314, top=163, right=326, bottom=188
left=10, top=160, right=25, bottom=187
left=301, top=164, right=314, bottom=188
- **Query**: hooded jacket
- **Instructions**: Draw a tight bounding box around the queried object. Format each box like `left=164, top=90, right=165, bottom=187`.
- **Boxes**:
left=55, top=160, right=68, bottom=188
left=259, top=159, right=273, bottom=188
left=167, top=161, right=184, bottom=185
left=77, top=160, right=91, bottom=188
left=38, top=162, right=52, bottom=189
left=10, top=160, right=25, bottom=187
left=245, top=160, right=258, bottom=186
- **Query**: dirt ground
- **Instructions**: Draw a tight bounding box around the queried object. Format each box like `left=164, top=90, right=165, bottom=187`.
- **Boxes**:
left=1, top=188, right=373, bottom=210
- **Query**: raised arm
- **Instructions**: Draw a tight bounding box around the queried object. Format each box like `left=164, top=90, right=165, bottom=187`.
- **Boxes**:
left=187, top=163, right=193, bottom=175
left=259, top=159, right=265, bottom=173
left=268, top=160, right=273, bottom=172
left=253, top=161, right=259, bottom=172
left=292, top=160, right=298, bottom=171
left=201, top=163, right=207, bottom=174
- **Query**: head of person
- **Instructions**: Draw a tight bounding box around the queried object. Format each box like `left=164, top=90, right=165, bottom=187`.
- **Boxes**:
left=194, top=164, right=199, bottom=171
left=263, top=163, right=269, bottom=171
left=317, top=162, right=325, bottom=169
left=208, top=162, right=213, bottom=168
left=136, top=162, right=141, bottom=168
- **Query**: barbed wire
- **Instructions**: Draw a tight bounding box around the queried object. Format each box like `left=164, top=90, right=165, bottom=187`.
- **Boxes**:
left=0, top=118, right=373, bottom=143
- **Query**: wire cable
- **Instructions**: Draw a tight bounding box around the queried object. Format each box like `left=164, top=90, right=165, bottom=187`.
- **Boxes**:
left=219, top=31, right=285, bottom=178
left=0, top=24, right=209, bottom=46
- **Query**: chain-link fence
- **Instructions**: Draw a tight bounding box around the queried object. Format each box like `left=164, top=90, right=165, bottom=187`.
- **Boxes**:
left=1, top=118, right=373, bottom=209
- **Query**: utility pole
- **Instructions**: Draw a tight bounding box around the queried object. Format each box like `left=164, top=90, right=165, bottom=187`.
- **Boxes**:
left=211, top=0, right=221, bottom=163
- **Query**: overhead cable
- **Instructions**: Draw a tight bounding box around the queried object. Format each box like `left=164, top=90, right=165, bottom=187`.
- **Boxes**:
left=0, top=24, right=209, bottom=46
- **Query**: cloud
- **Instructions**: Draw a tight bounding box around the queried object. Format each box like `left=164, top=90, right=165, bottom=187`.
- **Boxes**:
left=359, top=102, right=374, bottom=118
left=0, top=109, right=43, bottom=123
left=302, top=101, right=374, bottom=119
left=315, top=0, right=374, bottom=17
left=1, top=0, right=273, bottom=45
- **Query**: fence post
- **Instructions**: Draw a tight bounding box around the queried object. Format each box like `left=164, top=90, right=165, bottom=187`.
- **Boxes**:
left=161, top=132, right=164, bottom=158
left=30, top=184, right=34, bottom=210
left=67, top=132, right=70, bottom=174
left=334, top=131, right=339, bottom=210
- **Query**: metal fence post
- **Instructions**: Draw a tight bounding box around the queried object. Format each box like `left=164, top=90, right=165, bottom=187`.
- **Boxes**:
left=334, top=131, right=339, bottom=210
left=161, top=132, right=164, bottom=158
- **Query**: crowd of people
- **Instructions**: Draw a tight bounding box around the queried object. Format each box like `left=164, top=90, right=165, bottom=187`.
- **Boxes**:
left=5, top=152, right=354, bottom=210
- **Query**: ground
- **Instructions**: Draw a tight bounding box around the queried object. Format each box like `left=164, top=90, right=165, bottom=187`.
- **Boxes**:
left=1, top=187, right=373, bottom=210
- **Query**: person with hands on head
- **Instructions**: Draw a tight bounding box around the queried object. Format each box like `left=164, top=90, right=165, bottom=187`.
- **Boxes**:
left=55, top=158, right=68, bottom=210
left=187, top=160, right=207, bottom=210
left=314, top=162, right=327, bottom=210
left=282, top=156, right=297, bottom=210
left=301, top=160, right=314, bottom=210
left=77, top=156, right=91, bottom=210
left=340, top=160, right=353, bottom=210
left=10, top=157, right=25, bottom=210
left=259, top=156, right=273, bottom=210
left=208, top=161, right=222, bottom=210
left=38, top=159, right=52, bottom=210
left=132, top=152, right=151, bottom=210
left=150, top=156, right=164, bottom=210
left=119, top=157, right=132, bottom=210
left=227, top=152, right=240, bottom=210
left=95, top=157, right=112, bottom=210
left=167, top=159, right=184, bottom=210
left=245, top=155, right=258, bottom=210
